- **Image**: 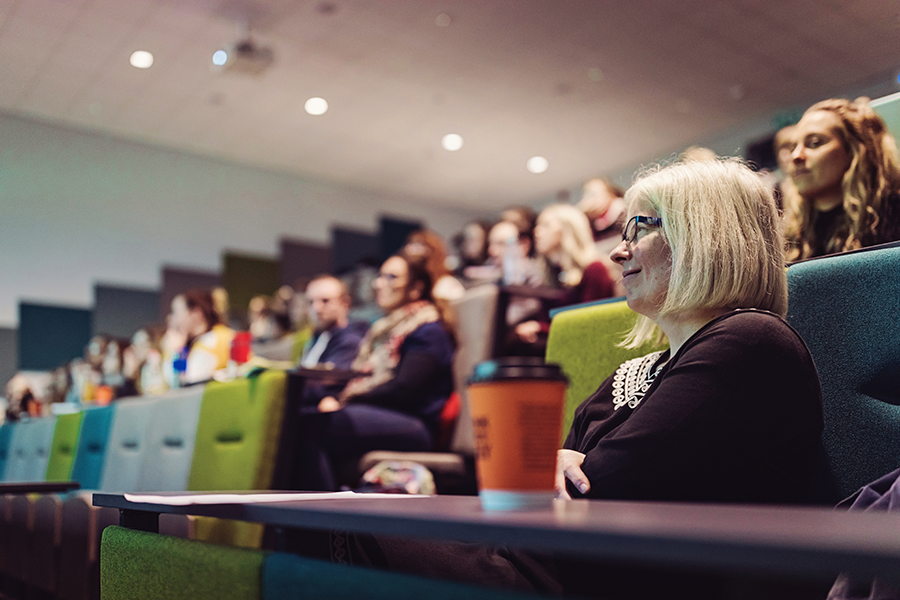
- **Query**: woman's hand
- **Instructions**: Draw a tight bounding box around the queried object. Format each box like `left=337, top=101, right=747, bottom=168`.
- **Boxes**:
left=317, top=396, right=341, bottom=413
left=556, top=449, right=589, bottom=499
left=515, top=320, right=541, bottom=344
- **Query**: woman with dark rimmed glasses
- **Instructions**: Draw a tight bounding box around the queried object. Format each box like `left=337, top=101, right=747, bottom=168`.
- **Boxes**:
left=289, top=159, right=832, bottom=599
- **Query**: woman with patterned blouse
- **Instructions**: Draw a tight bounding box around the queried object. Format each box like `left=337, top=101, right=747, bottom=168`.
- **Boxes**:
left=557, top=158, right=831, bottom=506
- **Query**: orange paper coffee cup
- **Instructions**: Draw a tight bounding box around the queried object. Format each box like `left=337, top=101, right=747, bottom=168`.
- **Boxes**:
left=468, top=357, right=567, bottom=510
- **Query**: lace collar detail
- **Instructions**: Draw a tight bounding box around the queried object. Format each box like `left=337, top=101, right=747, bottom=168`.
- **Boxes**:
left=611, top=351, right=667, bottom=411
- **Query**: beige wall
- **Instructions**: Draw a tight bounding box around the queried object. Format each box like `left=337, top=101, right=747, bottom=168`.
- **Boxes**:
left=0, top=112, right=488, bottom=327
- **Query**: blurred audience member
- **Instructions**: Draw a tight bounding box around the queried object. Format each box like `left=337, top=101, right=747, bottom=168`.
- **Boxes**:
left=501, top=206, right=538, bottom=241
left=785, top=97, right=900, bottom=260
left=47, top=366, right=70, bottom=405
left=85, top=335, right=108, bottom=373
left=122, top=326, right=168, bottom=396
left=298, top=275, right=369, bottom=404
left=577, top=177, right=627, bottom=257
left=774, top=124, right=797, bottom=176
left=404, top=229, right=465, bottom=301
left=5, top=373, right=39, bottom=420
left=487, top=220, right=545, bottom=326
left=294, top=254, right=455, bottom=491
left=249, top=293, right=296, bottom=361
left=212, top=286, right=231, bottom=328
left=680, top=145, right=718, bottom=162
left=343, top=258, right=384, bottom=325
left=513, top=204, right=618, bottom=353
left=286, top=282, right=314, bottom=362
left=453, top=221, right=490, bottom=275
left=169, top=288, right=236, bottom=384
left=770, top=124, right=799, bottom=213
left=300, top=276, right=368, bottom=370
left=100, top=337, right=128, bottom=400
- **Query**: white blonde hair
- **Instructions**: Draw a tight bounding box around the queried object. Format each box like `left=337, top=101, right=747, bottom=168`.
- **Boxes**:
left=623, top=159, right=788, bottom=348
left=537, top=203, right=598, bottom=287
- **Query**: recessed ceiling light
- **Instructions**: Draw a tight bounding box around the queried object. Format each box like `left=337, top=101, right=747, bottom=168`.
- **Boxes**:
left=129, top=50, right=154, bottom=69
left=441, top=133, right=463, bottom=151
left=212, top=50, right=228, bottom=66
left=305, top=97, right=329, bottom=115
left=435, top=13, right=451, bottom=27
left=526, top=156, right=549, bottom=174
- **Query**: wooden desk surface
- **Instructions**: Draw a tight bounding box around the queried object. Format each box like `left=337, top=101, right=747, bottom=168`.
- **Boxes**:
left=94, top=492, right=900, bottom=583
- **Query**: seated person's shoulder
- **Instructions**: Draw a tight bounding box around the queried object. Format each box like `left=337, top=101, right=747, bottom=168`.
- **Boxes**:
left=692, top=309, right=813, bottom=369
left=342, top=320, right=370, bottom=339
left=404, top=321, right=454, bottom=354
left=706, top=309, right=794, bottom=338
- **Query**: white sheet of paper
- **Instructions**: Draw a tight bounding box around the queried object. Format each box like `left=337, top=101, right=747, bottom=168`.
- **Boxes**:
left=122, top=492, right=427, bottom=506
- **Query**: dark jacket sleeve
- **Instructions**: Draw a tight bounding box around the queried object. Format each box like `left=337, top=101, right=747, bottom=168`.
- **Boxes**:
left=322, top=323, right=366, bottom=371
left=348, top=323, right=451, bottom=411
left=302, top=323, right=367, bottom=403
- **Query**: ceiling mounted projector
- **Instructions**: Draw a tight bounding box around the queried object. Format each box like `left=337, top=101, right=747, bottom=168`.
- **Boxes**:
left=217, top=37, right=274, bottom=76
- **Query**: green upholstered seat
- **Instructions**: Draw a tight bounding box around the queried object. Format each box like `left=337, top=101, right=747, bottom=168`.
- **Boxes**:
left=188, top=370, right=287, bottom=547
left=100, top=526, right=267, bottom=600
left=786, top=243, right=900, bottom=499
left=262, top=551, right=546, bottom=600
left=46, top=411, right=85, bottom=482
left=545, top=299, right=667, bottom=443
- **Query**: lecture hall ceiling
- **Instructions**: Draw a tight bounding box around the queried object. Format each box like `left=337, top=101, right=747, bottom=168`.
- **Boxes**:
left=1, top=0, right=898, bottom=209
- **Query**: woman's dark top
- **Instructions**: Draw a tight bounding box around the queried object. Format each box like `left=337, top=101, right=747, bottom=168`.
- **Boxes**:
left=564, top=309, right=830, bottom=505
left=348, top=322, right=454, bottom=433
left=812, top=192, right=900, bottom=257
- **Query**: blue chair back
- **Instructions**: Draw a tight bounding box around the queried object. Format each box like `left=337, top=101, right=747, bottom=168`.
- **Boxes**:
left=70, top=405, right=116, bottom=490
left=137, top=387, right=203, bottom=491
left=101, top=397, right=157, bottom=492
left=0, top=422, right=13, bottom=480
left=787, top=243, right=900, bottom=498
left=4, top=417, right=57, bottom=482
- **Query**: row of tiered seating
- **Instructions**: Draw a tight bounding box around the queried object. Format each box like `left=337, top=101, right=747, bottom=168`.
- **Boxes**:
left=0, top=371, right=287, bottom=599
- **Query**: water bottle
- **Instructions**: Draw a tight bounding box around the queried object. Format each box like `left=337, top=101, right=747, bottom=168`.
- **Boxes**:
left=172, top=348, right=188, bottom=388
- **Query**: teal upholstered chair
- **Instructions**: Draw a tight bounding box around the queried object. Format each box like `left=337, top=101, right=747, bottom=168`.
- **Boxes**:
left=100, top=526, right=267, bottom=600
left=0, top=422, right=13, bottom=480
left=261, top=551, right=546, bottom=600
left=4, top=417, right=57, bottom=482
left=786, top=242, right=900, bottom=499
left=545, top=299, right=667, bottom=442
left=70, top=405, right=115, bottom=489
left=873, top=91, right=900, bottom=142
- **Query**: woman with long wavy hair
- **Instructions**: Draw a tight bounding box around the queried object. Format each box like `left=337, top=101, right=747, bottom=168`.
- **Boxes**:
left=784, top=97, right=900, bottom=260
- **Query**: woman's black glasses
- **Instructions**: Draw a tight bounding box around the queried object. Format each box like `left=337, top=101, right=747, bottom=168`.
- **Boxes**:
left=622, top=216, right=662, bottom=243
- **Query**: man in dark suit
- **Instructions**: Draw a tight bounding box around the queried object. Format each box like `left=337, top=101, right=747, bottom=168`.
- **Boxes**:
left=298, top=275, right=368, bottom=405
